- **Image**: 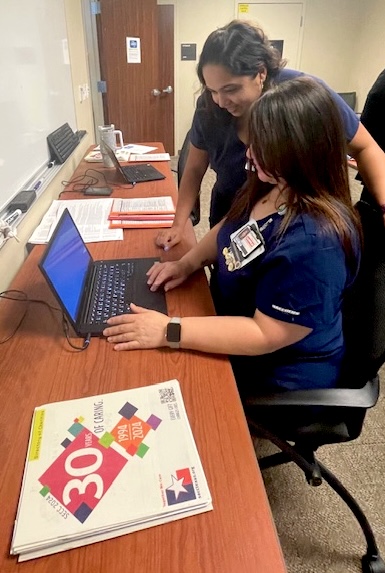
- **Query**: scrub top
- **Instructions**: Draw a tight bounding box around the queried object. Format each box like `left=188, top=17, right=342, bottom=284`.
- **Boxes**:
left=190, top=68, right=360, bottom=227
left=213, top=211, right=360, bottom=395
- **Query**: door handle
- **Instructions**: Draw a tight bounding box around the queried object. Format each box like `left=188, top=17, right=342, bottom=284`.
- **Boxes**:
left=151, top=86, right=173, bottom=96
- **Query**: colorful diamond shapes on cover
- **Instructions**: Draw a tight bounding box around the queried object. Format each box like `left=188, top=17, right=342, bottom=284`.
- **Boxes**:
left=67, top=422, right=84, bottom=437
left=118, top=402, right=138, bottom=421
left=61, top=437, right=72, bottom=449
left=39, top=485, right=50, bottom=497
left=110, top=415, right=151, bottom=453
left=136, top=442, right=150, bottom=458
left=146, top=414, right=162, bottom=430
left=99, top=432, right=114, bottom=448
left=74, top=502, right=93, bottom=523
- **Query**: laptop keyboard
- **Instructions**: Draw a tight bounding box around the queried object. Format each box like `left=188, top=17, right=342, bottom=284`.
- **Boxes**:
left=122, top=164, right=162, bottom=182
left=89, top=261, right=134, bottom=325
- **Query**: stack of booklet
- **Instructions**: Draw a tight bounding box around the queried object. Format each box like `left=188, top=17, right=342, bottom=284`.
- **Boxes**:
left=108, top=196, right=175, bottom=229
left=11, top=380, right=212, bottom=561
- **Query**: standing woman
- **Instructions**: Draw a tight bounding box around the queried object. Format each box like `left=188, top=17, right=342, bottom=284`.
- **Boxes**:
left=105, top=77, right=361, bottom=396
left=156, top=19, right=385, bottom=250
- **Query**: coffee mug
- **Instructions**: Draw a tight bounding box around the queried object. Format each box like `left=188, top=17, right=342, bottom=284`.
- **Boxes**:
left=98, top=124, right=124, bottom=167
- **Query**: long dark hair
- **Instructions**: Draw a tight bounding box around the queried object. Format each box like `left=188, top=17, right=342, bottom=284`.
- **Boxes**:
left=197, top=20, right=285, bottom=114
left=227, top=77, right=361, bottom=259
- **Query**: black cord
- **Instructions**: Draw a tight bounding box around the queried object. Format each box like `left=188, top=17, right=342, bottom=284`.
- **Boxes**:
left=59, top=169, right=107, bottom=197
left=0, top=290, right=91, bottom=351
left=59, top=169, right=136, bottom=197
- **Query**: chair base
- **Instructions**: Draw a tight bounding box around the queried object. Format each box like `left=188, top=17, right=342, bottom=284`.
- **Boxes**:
left=250, top=419, right=384, bottom=572
left=361, top=553, right=385, bottom=573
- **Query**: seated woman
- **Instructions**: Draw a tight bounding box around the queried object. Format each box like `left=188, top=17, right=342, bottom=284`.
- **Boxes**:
left=103, top=77, right=361, bottom=397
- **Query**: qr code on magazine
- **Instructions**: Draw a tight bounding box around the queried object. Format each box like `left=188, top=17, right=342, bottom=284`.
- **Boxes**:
left=158, top=387, right=176, bottom=404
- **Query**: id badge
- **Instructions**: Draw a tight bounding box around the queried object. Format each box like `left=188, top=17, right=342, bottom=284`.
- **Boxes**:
left=222, top=219, right=265, bottom=272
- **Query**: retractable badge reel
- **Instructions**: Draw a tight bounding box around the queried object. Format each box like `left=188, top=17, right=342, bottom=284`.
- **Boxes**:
left=223, top=221, right=265, bottom=272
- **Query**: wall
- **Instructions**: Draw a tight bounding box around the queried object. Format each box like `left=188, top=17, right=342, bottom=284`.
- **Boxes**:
left=350, top=0, right=385, bottom=110
left=171, top=0, right=385, bottom=149
left=299, top=0, right=363, bottom=90
left=0, top=0, right=95, bottom=293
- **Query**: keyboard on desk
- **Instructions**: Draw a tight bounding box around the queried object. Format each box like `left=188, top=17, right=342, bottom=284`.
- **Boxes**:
left=88, top=260, right=133, bottom=325
left=121, top=164, right=164, bottom=182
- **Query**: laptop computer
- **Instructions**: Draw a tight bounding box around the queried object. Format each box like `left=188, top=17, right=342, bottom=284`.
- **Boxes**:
left=38, top=208, right=167, bottom=336
left=103, top=142, right=166, bottom=184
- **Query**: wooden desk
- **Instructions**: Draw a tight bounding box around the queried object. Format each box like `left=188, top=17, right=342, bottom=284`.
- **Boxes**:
left=0, top=145, right=287, bottom=573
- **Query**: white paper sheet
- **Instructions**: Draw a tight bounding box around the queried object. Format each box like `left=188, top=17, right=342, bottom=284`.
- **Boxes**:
left=28, top=199, right=123, bottom=244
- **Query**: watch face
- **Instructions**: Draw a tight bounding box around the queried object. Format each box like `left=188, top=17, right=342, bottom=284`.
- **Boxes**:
left=167, top=321, right=181, bottom=343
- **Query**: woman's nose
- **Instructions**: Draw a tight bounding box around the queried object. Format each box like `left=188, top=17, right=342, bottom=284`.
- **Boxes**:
left=216, top=92, right=229, bottom=108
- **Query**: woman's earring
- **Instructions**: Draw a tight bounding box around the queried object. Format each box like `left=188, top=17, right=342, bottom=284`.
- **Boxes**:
left=260, top=73, right=265, bottom=92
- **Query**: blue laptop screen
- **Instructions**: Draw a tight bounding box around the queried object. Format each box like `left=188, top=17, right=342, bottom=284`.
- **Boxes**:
left=40, top=210, right=91, bottom=322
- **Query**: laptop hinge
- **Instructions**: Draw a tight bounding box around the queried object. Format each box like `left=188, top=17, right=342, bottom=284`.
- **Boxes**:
left=80, top=262, right=99, bottom=326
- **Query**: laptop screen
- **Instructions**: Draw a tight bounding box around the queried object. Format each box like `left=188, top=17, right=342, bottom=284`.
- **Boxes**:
left=39, top=210, right=91, bottom=322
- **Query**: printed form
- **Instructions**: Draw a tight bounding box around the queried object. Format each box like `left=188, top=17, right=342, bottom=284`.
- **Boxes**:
left=29, top=198, right=123, bottom=244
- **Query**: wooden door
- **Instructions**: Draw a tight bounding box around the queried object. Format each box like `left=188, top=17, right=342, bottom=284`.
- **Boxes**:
left=97, top=0, right=175, bottom=153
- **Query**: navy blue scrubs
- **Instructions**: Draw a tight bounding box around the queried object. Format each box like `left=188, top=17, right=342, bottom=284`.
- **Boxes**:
left=190, top=68, right=359, bottom=227
left=213, top=211, right=360, bottom=395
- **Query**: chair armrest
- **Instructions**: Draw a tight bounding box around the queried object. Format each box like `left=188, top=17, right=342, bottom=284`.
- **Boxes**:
left=244, top=376, right=379, bottom=409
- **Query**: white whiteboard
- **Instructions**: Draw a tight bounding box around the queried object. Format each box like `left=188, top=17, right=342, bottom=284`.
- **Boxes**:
left=0, top=0, right=77, bottom=213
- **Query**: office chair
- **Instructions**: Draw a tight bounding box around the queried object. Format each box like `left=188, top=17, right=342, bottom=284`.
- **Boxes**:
left=172, top=130, right=201, bottom=226
left=338, top=91, right=357, bottom=111
left=244, top=199, right=385, bottom=573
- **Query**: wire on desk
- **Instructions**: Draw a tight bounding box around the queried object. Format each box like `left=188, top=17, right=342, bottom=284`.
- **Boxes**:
left=0, top=290, right=91, bottom=351
left=59, top=167, right=136, bottom=197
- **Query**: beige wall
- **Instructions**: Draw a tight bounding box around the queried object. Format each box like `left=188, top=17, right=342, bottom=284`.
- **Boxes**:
left=171, top=0, right=385, bottom=149
left=351, top=0, right=385, bottom=109
left=0, top=0, right=95, bottom=293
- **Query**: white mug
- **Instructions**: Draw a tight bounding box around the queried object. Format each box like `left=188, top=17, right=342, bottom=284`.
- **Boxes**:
left=98, top=124, right=124, bottom=167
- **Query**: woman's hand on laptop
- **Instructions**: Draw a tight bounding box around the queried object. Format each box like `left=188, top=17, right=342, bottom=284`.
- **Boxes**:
left=103, top=304, right=169, bottom=351
left=146, top=260, right=191, bottom=292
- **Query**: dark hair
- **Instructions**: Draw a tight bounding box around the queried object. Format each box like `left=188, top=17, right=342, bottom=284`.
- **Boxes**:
left=197, top=20, right=285, bottom=113
left=227, top=76, right=361, bottom=259
left=197, top=20, right=284, bottom=86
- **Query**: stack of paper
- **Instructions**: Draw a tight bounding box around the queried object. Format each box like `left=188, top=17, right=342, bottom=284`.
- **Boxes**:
left=85, top=144, right=157, bottom=163
left=108, top=197, right=175, bottom=229
left=11, top=380, right=212, bottom=561
left=28, top=199, right=123, bottom=244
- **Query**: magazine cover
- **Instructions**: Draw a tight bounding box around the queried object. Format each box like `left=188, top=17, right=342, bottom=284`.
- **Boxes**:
left=11, top=380, right=212, bottom=560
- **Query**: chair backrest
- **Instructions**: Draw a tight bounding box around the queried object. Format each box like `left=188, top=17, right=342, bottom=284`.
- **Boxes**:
left=341, top=199, right=385, bottom=384
left=178, top=130, right=200, bottom=226
left=337, top=91, right=357, bottom=111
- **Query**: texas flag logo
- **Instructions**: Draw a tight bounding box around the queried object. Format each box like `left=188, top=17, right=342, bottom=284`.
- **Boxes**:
left=166, top=468, right=196, bottom=505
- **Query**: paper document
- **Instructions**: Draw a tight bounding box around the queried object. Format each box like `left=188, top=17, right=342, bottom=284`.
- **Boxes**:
left=29, top=199, right=123, bottom=244
left=11, top=380, right=212, bottom=561
left=108, top=197, right=175, bottom=229
left=129, top=153, right=170, bottom=162
left=110, top=196, right=175, bottom=215
left=85, top=148, right=132, bottom=162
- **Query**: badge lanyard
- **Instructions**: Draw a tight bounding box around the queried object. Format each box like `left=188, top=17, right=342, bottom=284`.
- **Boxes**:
left=222, top=206, right=286, bottom=272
